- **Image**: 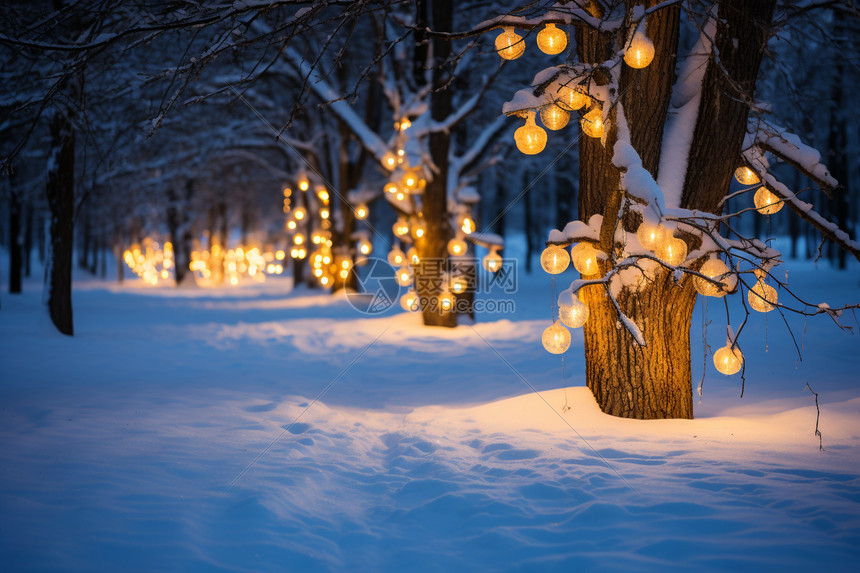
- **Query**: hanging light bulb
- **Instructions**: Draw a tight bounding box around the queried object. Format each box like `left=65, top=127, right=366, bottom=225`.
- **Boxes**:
left=694, top=258, right=733, bottom=297
left=623, top=30, right=655, bottom=69
left=355, top=204, right=368, bottom=220
left=399, top=118, right=412, bottom=131
left=316, top=186, right=329, bottom=202
left=298, top=178, right=309, bottom=192
left=713, top=344, right=744, bottom=375
left=495, top=26, right=525, bottom=60
left=483, top=250, right=503, bottom=272
left=402, top=247, right=417, bottom=267
left=536, top=23, right=567, bottom=55
left=571, top=243, right=600, bottom=275
left=734, top=166, right=760, bottom=185
left=658, top=236, right=687, bottom=266
left=403, top=169, right=420, bottom=190
left=542, top=320, right=571, bottom=354
left=412, top=218, right=426, bottom=239
left=385, top=182, right=399, bottom=195
left=581, top=106, right=605, bottom=139
left=447, top=238, right=467, bottom=256
left=754, top=186, right=784, bottom=215
left=320, top=208, right=330, bottom=220
left=749, top=277, right=777, bottom=313
left=400, top=290, right=419, bottom=312
left=358, top=239, right=373, bottom=256
left=540, top=103, right=570, bottom=131
left=438, top=291, right=456, bottom=313
left=396, top=267, right=413, bottom=287
left=287, top=220, right=297, bottom=230
left=558, top=291, right=589, bottom=329
left=515, top=110, right=548, bottom=155
left=293, top=207, right=306, bottom=221
left=540, top=244, right=570, bottom=274
left=636, top=221, right=665, bottom=251
left=460, top=216, right=475, bottom=235
left=450, top=276, right=468, bottom=294
left=556, top=85, right=589, bottom=111
left=393, top=218, right=410, bottom=237
left=382, top=152, right=397, bottom=170
left=387, top=248, right=406, bottom=267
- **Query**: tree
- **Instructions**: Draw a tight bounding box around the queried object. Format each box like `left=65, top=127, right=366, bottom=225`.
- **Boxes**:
left=484, top=0, right=860, bottom=418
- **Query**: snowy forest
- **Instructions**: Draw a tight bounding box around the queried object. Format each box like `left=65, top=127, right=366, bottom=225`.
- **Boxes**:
left=2, top=0, right=860, bottom=570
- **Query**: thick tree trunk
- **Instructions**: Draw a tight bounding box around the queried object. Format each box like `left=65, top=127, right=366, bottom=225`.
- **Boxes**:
left=46, top=107, right=77, bottom=335
left=573, top=0, right=774, bottom=419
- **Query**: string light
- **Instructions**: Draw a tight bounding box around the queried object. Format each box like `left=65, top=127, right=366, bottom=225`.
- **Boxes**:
left=694, top=258, right=733, bottom=297
left=495, top=26, right=525, bottom=60
left=581, top=106, right=605, bottom=139
left=400, top=290, right=419, bottom=312
left=571, top=243, right=600, bottom=275
left=536, top=23, right=567, bottom=55
left=636, top=221, right=665, bottom=251
left=382, top=152, right=397, bottom=169
left=556, top=84, right=589, bottom=111
left=387, top=248, right=406, bottom=267
left=358, top=239, right=373, bottom=256
left=734, top=166, right=760, bottom=185
left=713, top=344, right=743, bottom=375
left=450, top=276, right=468, bottom=294
left=515, top=110, right=548, bottom=155
left=355, top=204, right=368, bottom=220
left=393, top=218, right=410, bottom=237
left=623, top=30, right=655, bottom=69
left=540, top=103, right=570, bottom=131
left=298, top=178, right=309, bottom=192
left=396, top=267, right=413, bottom=287
left=412, top=218, right=426, bottom=239
left=540, top=245, right=570, bottom=274
left=754, top=186, right=784, bottom=215
left=558, top=291, right=589, bottom=328
left=542, top=320, right=571, bottom=354
left=657, top=236, right=687, bottom=266
left=460, top=216, right=475, bottom=235
left=407, top=247, right=420, bottom=266
left=483, top=249, right=503, bottom=272
left=448, top=238, right=467, bottom=256
left=749, top=276, right=777, bottom=313
left=293, top=207, right=306, bottom=220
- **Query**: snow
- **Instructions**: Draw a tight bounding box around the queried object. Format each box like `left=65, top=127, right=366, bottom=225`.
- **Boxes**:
left=2, top=254, right=860, bottom=571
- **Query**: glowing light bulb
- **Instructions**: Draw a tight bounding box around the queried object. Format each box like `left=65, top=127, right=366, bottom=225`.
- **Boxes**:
left=450, top=276, right=467, bottom=294
left=358, top=239, right=372, bottom=256
left=536, top=23, right=567, bottom=55
left=355, top=204, right=368, bottom=220
left=556, top=84, right=589, bottom=111
left=734, top=166, right=760, bottom=185
left=623, top=30, right=655, bottom=69
left=515, top=111, right=547, bottom=155
left=406, top=247, right=419, bottom=266
left=540, top=103, right=570, bottom=131
left=382, top=152, right=397, bottom=169
left=460, top=216, right=475, bottom=235
left=293, top=234, right=305, bottom=245
left=540, top=245, right=570, bottom=274
left=695, top=258, right=733, bottom=298
left=558, top=292, right=589, bottom=329
left=495, top=26, right=525, bottom=60
left=483, top=250, right=502, bottom=273
left=581, top=106, right=605, bottom=139
left=571, top=243, right=600, bottom=275
left=754, top=186, right=783, bottom=215
left=657, top=236, right=687, bottom=266
left=713, top=345, right=743, bottom=375
left=542, top=320, right=571, bottom=354
left=298, top=178, right=309, bottom=191
left=636, top=221, right=665, bottom=251
left=287, top=220, right=297, bottom=230
left=400, top=290, right=419, bottom=312
left=438, top=292, right=456, bottom=313
left=447, top=238, right=467, bottom=256
left=393, top=218, right=410, bottom=237
left=749, top=279, right=777, bottom=313
left=294, top=207, right=306, bottom=220
left=387, top=248, right=406, bottom=267
left=412, top=219, right=426, bottom=239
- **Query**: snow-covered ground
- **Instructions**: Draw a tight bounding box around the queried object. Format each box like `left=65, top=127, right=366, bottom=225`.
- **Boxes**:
left=1, top=255, right=859, bottom=571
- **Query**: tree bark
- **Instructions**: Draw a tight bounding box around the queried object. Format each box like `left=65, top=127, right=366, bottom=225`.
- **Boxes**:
left=8, top=169, right=22, bottom=294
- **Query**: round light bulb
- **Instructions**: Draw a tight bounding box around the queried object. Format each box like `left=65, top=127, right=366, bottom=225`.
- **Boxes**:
left=734, top=166, right=760, bottom=186
left=623, top=31, right=655, bottom=69
left=581, top=106, right=605, bottom=139
left=540, top=245, right=570, bottom=274
left=754, top=186, right=783, bottom=215
left=556, top=85, right=589, bottom=111
left=515, top=111, right=548, bottom=155
left=483, top=251, right=503, bottom=273
left=536, top=23, right=567, bottom=55
left=540, top=103, right=570, bottom=131
left=749, top=280, right=777, bottom=313
left=387, top=248, right=406, bottom=267
left=713, top=345, right=744, bottom=375
left=542, top=320, right=571, bottom=354
left=636, top=221, right=665, bottom=251
left=355, top=204, right=368, bottom=220
left=495, top=26, right=525, bottom=61
left=571, top=243, right=600, bottom=275
left=447, top=238, right=467, bottom=257
left=694, top=258, right=733, bottom=298
left=400, top=290, right=419, bottom=312
left=657, top=236, right=687, bottom=266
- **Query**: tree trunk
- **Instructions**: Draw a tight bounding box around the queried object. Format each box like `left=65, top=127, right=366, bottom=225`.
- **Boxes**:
left=8, top=176, right=22, bottom=294
left=573, top=0, right=774, bottom=419
left=23, top=202, right=33, bottom=277
left=414, top=0, right=456, bottom=328
left=46, top=103, right=77, bottom=336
